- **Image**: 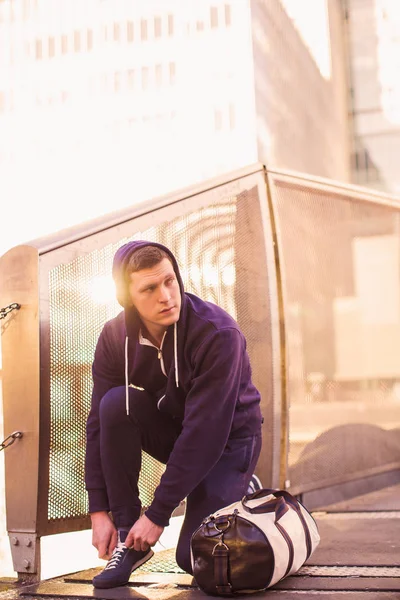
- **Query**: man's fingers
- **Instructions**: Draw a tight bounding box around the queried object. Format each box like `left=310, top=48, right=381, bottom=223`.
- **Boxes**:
left=98, top=544, right=108, bottom=560
left=127, top=535, right=148, bottom=552
left=110, top=530, right=118, bottom=553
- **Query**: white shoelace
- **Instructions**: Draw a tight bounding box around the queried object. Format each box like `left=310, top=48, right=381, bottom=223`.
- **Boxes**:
left=104, top=542, right=127, bottom=571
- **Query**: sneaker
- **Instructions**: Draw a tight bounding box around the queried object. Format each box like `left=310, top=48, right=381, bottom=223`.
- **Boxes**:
left=92, top=530, right=154, bottom=589
left=246, top=473, right=263, bottom=495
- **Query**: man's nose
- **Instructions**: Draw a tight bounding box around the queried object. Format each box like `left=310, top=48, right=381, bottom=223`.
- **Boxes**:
left=159, top=285, right=170, bottom=302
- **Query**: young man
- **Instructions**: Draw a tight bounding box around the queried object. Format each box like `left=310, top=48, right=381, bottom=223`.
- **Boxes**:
left=85, top=241, right=263, bottom=589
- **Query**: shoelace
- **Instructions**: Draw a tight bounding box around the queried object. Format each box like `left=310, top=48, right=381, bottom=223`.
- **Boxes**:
left=104, top=542, right=127, bottom=570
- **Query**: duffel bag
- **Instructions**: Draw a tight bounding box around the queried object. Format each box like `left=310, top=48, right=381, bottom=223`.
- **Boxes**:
left=190, top=488, right=320, bottom=595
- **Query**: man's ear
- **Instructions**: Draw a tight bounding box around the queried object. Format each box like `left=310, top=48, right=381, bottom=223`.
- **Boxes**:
left=115, top=272, right=133, bottom=307
left=115, top=283, right=130, bottom=307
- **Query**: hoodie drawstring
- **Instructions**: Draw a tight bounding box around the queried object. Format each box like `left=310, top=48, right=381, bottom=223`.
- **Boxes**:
left=125, top=336, right=129, bottom=415
left=124, top=324, right=179, bottom=416
left=174, top=322, right=179, bottom=388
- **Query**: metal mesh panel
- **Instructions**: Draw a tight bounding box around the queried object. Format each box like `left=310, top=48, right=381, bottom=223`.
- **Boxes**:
left=269, top=175, right=400, bottom=493
left=46, top=180, right=273, bottom=522
left=135, top=548, right=185, bottom=575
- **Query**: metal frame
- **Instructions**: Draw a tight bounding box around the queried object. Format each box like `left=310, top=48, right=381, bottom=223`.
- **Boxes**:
left=0, top=246, right=41, bottom=575
left=1, top=164, right=282, bottom=579
left=259, top=168, right=286, bottom=489
left=3, top=162, right=400, bottom=579
left=27, top=164, right=266, bottom=255
left=266, top=167, right=400, bottom=497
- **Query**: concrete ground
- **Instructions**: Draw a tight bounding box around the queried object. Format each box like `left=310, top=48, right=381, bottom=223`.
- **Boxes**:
left=0, top=484, right=399, bottom=600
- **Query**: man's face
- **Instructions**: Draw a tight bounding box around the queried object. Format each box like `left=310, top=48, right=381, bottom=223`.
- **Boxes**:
left=128, top=258, right=181, bottom=339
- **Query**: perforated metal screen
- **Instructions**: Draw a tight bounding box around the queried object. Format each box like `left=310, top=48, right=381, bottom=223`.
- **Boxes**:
left=268, top=173, right=400, bottom=494
left=5, top=165, right=400, bottom=546
left=44, top=175, right=275, bottom=525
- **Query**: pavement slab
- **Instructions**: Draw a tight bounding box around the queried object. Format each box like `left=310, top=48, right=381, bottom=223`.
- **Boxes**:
left=308, top=514, right=399, bottom=566
left=319, top=484, right=400, bottom=513
left=1, top=486, right=399, bottom=600
left=11, top=582, right=400, bottom=600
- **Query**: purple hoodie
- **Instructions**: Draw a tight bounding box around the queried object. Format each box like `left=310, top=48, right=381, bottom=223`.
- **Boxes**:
left=85, top=241, right=262, bottom=527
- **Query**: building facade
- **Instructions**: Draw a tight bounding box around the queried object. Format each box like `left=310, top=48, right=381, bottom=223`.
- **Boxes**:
left=0, top=0, right=350, bottom=258
left=251, top=0, right=350, bottom=181
left=345, top=0, right=400, bottom=194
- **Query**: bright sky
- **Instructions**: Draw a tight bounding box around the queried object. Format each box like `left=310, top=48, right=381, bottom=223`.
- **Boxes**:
left=0, top=0, right=257, bottom=257
left=375, top=0, right=400, bottom=123
left=279, top=0, right=331, bottom=79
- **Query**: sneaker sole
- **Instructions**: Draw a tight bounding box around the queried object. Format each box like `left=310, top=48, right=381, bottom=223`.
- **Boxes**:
left=93, top=549, right=154, bottom=589
left=131, top=549, right=154, bottom=574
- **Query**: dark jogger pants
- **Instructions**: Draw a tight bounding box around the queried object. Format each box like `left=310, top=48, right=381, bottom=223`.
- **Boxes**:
left=98, top=386, right=262, bottom=574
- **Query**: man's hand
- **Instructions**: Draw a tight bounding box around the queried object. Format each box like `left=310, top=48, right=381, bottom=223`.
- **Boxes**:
left=125, top=514, right=164, bottom=552
left=90, top=511, right=118, bottom=560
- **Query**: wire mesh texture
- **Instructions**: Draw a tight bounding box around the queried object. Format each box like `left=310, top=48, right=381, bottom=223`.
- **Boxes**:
left=269, top=175, right=400, bottom=493
left=46, top=181, right=273, bottom=522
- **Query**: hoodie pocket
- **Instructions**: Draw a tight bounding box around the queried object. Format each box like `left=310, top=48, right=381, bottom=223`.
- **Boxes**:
left=224, top=436, right=257, bottom=474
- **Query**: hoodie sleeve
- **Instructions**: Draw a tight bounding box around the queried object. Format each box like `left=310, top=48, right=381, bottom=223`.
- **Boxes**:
left=145, top=327, right=246, bottom=527
left=85, top=321, right=125, bottom=513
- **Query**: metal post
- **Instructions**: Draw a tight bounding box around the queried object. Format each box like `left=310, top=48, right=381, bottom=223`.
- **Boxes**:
left=0, top=245, right=41, bottom=581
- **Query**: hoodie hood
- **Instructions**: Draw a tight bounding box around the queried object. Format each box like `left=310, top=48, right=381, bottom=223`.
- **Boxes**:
left=112, top=240, right=184, bottom=414
left=112, top=240, right=185, bottom=337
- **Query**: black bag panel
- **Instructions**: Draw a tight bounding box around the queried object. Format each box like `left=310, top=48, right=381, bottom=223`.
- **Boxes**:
left=191, top=514, right=275, bottom=595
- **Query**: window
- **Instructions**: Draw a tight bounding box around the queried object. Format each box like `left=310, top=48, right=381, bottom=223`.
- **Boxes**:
left=35, top=39, right=42, bottom=60
left=169, top=62, right=176, bottom=85
left=352, top=146, right=379, bottom=183
left=61, top=34, right=68, bottom=54
left=127, top=69, right=135, bottom=89
left=154, top=16, right=162, bottom=38
left=48, top=37, right=55, bottom=58
left=210, top=6, right=218, bottom=28
left=229, top=104, right=235, bottom=130
left=127, top=21, right=134, bottom=42
left=141, top=19, right=148, bottom=41
left=168, top=14, right=174, bottom=36
left=87, top=29, right=93, bottom=51
left=74, top=30, right=81, bottom=52
left=214, top=109, right=223, bottom=131
left=114, top=72, right=121, bottom=92
left=225, top=4, right=231, bottom=26
left=23, top=0, right=30, bottom=20
left=113, top=22, right=120, bottom=42
left=196, top=20, right=204, bottom=31
left=155, top=64, right=162, bottom=86
left=141, top=66, right=149, bottom=89
left=168, top=15, right=174, bottom=35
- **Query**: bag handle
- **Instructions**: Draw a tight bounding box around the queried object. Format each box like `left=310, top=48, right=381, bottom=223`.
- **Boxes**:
left=242, top=488, right=300, bottom=515
left=242, top=488, right=312, bottom=559
left=241, top=493, right=289, bottom=522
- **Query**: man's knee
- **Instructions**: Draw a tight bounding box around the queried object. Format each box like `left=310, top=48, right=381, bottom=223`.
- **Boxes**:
left=99, top=386, right=127, bottom=425
left=99, top=386, right=154, bottom=426
left=175, top=544, right=193, bottom=575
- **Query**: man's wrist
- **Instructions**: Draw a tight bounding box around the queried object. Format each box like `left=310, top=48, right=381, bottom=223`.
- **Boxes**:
left=90, top=510, right=109, bottom=521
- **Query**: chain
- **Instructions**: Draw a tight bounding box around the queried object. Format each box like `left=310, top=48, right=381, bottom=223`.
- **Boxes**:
left=0, top=303, right=21, bottom=320
left=0, top=431, right=23, bottom=451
